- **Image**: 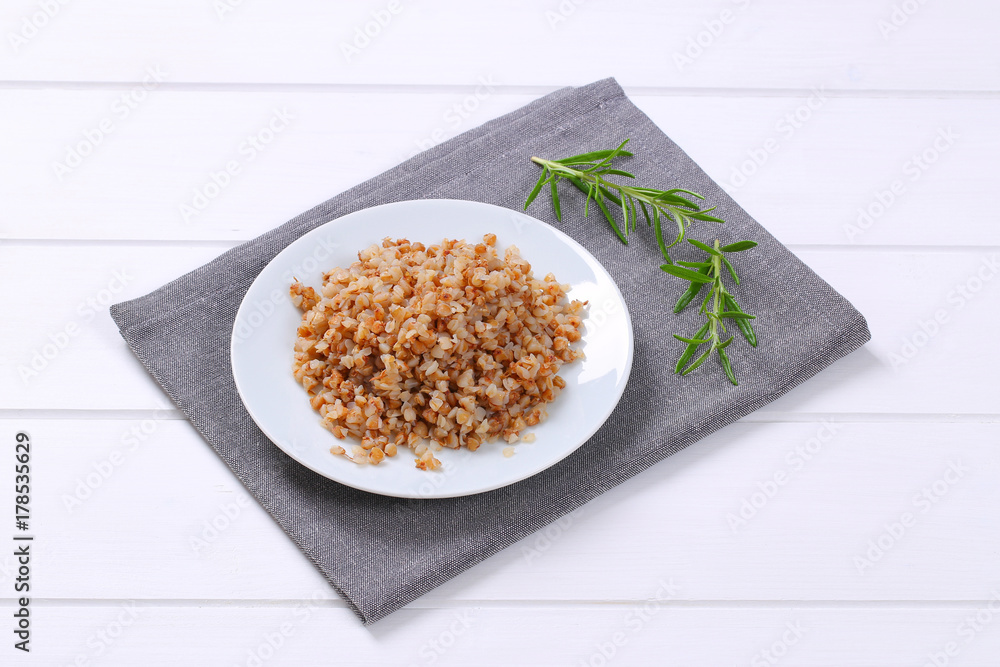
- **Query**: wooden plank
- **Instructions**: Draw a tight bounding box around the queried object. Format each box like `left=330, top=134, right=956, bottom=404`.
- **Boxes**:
left=0, top=243, right=227, bottom=411
left=1, top=89, right=994, bottom=245
left=646, top=96, right=988, bottom=247
left=2, top=245, right=997, bottom=414
left=7, top=419, right=998, bottom=602
left=762, top=248, right=1000, bottom=416
left=7, top=602, right=1000, bottom=666
left=1, top=0, right=997, bottom=91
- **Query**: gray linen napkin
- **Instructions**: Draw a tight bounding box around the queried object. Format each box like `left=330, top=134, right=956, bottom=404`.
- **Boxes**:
left=111, top=78, right=870, bottom=624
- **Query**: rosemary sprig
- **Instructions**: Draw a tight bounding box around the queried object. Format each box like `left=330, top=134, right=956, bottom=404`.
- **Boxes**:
left=663, top=238, right=758, bottom=385
left=523, top=140, right=761, bottom=385
left=525, top=139, right=724, bottom=263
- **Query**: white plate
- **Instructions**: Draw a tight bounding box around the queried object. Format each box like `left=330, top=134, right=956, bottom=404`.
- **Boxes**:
left=231, top=199, right=633, bottom=498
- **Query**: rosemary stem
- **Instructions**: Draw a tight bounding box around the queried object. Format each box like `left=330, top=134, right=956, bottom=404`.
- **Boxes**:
left=710, top=239, right=723, bottom=348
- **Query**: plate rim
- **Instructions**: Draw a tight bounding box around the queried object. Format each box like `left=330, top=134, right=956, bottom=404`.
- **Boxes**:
left=230, top=198, right=634, bottom=499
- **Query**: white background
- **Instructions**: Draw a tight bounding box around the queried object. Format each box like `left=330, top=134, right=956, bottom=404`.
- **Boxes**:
left=2, top=1, right=999, bottom=665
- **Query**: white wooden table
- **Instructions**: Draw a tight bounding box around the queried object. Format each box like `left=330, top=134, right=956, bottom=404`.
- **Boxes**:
left=2, top=1, right=999, bottom=664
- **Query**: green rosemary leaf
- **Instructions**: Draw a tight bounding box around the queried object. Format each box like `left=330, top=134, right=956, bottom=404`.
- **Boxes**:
left=550, top=178, right=561, bottom=222
left=687, top=211, right=726, bottom=223
left=565, top=175, right=588, bottom=197
left=687, top=238, right=721, bottom=256
left=718, top=347, right=737, bottom=385
left=591, top=139, right=631, bottom=170
left=665, top=207, right=687, bottom=248
left=676, top=260, right=711, bottom=268
left=555, top=148, right=633, bottom=165
left=675, top=322, right=711, bottom=373
left=681, top=345, right=714, bottom=375
left=700, top=287, right=714, bottom=312
left=720, top=240, right=758, bottom=252
left=628, top=187, right=665, bottom=197
left=653, top=206, right=670, bottom=262
left=725, top=294, right=758, bottom=347
left=654, top=192, right=700, bottom=210
left=673, top=334, right=711, bottom=345
left=594, top=191, right=627, bottom=243
left=524, top=168, right=549, bottom=210
left=598, top=185, right=623, bottom=208
left=660, top=264, right=712, bottom=283
left=664, top=188, right=705, bottom=200
left=620, top=191, right=629, bottom=231
left=674, top=276, right=707, bottom=313
left=719, top=311, right=756, bottom=319
left=638, top=199, right=652, bottom=226
left=599, top=169, right=636, bottom=179
left=722, top=255, right=739, bottom=285
left=566, top=177, right=598, bottom=221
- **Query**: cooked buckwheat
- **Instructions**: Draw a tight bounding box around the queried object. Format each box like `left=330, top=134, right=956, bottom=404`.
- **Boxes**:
left=291, top=234, right=585, bottom=470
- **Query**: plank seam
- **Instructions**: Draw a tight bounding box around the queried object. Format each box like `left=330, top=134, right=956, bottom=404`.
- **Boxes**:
left=6, top=598, right=1000, bottom=610
left=0, top=81, right=997, bottom=99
